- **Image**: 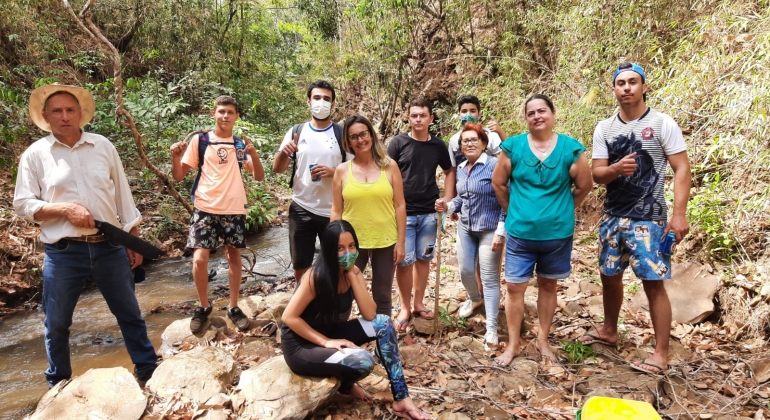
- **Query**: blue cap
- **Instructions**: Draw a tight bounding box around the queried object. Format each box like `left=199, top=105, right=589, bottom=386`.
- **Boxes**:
left=612, top=63, right=646, bottom=83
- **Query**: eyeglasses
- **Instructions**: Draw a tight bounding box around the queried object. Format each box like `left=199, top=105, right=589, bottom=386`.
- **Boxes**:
left=348, top=130, right=371, bottom=142
left=461, top=137, right=480, bottom=145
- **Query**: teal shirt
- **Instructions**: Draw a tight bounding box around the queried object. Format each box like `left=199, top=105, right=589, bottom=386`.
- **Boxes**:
left=501, top=133, right=586, bottom=241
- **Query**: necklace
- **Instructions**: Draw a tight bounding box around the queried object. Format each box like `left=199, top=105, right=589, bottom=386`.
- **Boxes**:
left=530, top=134, right=553, bottom=156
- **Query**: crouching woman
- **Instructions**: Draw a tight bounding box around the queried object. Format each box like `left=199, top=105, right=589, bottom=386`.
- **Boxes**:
left=281, top=220, right=430, bottom=420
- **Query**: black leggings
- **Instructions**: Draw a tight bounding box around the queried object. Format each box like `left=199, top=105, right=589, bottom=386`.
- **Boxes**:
left=282, top=315, right=408, bottom=400
left=355, top=245, right=396, bottom=316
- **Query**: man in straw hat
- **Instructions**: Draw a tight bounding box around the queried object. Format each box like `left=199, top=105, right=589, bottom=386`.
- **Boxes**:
left=13, top=84, right=158, bottom=387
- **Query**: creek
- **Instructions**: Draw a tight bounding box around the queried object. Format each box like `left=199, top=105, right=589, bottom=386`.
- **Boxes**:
left=0, top=226, right=292, bottom=420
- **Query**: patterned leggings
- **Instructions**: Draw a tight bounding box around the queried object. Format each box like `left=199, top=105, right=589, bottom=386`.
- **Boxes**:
left=282, top=314, right=408, bottom=400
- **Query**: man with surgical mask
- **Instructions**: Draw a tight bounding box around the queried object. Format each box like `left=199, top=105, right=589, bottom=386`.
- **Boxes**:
left=447, top=95, right=506, bottom=167
left=274, top=80, right=352, bottom=283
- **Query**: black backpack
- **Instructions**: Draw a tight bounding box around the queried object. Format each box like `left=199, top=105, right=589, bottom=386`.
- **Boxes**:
left=190, top=132, right=245, bottom=204
left=288, top=122, right=346, bottom=188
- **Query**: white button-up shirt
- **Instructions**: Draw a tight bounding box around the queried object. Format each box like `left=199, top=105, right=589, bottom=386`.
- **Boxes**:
left=13, top=132, right=141, bottom=244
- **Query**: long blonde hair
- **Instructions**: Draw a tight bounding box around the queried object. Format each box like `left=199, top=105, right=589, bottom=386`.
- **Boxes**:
left=342, top=115, right=390, bottom=169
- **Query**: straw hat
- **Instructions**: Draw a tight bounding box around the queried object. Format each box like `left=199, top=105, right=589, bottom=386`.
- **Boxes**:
left=29, top=84, right=95, bottom=132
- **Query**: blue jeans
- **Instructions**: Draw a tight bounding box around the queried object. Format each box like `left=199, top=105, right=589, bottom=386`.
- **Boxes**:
left=456, top=224, right=502, bottom=333
left=398, top=213, right=437, bottom=267
left=42, top=240, right=157, bottom=387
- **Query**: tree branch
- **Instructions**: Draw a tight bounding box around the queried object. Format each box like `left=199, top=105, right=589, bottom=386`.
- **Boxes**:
left=63, top=0, right=194, bottom=215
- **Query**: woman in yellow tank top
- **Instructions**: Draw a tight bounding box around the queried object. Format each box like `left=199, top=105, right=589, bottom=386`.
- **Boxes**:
left=331, top=115, right=406, bottom=316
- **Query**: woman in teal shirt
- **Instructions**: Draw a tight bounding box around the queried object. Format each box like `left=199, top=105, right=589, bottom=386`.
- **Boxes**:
left=491, top=94, right=592, bottom=365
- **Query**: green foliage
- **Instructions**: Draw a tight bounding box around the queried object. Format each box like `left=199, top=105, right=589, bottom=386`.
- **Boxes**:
left=438, top=302, right=468, bottom=329
left=561, top=340, right=596, bottom=365
left=244, top=181, right=276, bottom=233
left=688, top=171, right=737, bottom=260
left=0, top=81, right=27, bottom=174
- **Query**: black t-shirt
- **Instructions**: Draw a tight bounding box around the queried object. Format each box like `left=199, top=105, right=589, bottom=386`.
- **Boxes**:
left=387, top=133, right=452, bottom=215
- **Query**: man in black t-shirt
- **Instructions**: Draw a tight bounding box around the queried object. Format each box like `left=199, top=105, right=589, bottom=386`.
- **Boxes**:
left=387, top=98, right=455, bottom=331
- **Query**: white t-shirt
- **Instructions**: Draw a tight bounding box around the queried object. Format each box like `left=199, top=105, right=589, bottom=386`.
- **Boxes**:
left=278, top=122, right=352, bottom=217
left=448, top=128, right=502, bottom=167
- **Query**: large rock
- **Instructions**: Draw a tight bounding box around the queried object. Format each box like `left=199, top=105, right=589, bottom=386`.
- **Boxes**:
left=630, top=262, right=719, bottom=324
left=232, top=356, right=339, bottom=420
left=485, top=371, right=537, bottom=400
left=147, top=346, right=237, bottom=403
left=400, top=344, right=430, bottom=366
left=30, top=367, right=146, bottom=420
left=239, top=295, right=267, bottom=318
left=586, top=366, right=659, bottom=399
left=158, top=318, right=228, bottom=359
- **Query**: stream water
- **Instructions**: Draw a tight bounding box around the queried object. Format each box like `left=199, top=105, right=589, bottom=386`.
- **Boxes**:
left=0, top=226, right=292, bottom=420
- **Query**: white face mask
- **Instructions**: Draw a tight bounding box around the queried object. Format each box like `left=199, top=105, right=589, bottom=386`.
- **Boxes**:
left=309, top=99, right=332, bottom=120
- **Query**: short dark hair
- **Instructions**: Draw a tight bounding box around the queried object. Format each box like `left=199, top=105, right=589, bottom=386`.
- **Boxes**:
left=214, top=95, right=240, bottom=113
left=457, top=95, right=481, bottom=112
left=524, top=94, right=556, bottom=114
left=408, top=97, right=432, bottom=116
left=44, top=91, right=80, bottom=111
left=307, top=80, right=336, bottom=102
left=460, top=123, right=489, bottom=149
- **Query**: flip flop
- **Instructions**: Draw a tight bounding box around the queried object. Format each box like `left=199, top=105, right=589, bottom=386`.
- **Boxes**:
left=630, top=359, right=667, bottom=375
left=578, top=332, right=617, bottom=347
left=412, top=309, right=435, bottom=320
left=394, top=316, right=411, bottom=333
left=393, top=408, right=432, bottom=420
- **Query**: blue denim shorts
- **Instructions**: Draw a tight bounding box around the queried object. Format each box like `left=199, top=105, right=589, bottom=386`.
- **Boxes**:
left=398, top=213, right=437, bottom=267
left=599, top=215, right=671, bottom=280
left=504, top=235, right=573, bottom=283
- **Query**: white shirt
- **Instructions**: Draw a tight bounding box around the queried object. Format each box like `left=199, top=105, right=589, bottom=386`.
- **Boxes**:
left=13, top=132, right=141, bottom=244
left=448, top=128, right=502, bottom=167
left=278, top=122, right=352, bottom=217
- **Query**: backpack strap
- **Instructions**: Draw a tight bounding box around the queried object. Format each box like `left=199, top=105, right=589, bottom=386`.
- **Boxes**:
left=332, top=123, right=346, bottom=163
left=190, top=132, right=210, bottom=204
left=288, top=123, right=304, bottom=189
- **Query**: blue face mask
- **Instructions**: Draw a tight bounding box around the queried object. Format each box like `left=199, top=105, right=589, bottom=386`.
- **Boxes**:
left=338, top=251, right=359, bottom=270
left=459, top=114, right=481, bottom=128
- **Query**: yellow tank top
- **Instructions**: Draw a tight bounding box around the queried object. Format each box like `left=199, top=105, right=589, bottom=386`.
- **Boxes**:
left=342, top=161, right=398, bottom=249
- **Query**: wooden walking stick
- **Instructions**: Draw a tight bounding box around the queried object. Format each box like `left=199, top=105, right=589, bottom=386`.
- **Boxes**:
left=434, top=213, right=442, bottom=333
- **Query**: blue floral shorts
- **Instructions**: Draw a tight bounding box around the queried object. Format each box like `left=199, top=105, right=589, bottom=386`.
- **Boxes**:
left=598, top=214, right=671, bottom=280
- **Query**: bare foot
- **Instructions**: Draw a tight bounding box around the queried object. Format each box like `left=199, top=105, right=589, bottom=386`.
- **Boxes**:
left=494, top=347, right=519, bottom=367
left=392, top=397, right=431, bottom=419
left=537, top=341, right=558, bottom=363
left=349, top=383, right=374, bottom=402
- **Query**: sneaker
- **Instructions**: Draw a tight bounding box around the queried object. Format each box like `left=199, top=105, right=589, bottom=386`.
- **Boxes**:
left=458, top=299, right=483, bottom=318
left=136, top=366, right=156, bottom=387
left=227, top=306, right=251, bottom=331
left=190, top=306, right=213, bottom=333
left=484, top=330, right=499, bottom=351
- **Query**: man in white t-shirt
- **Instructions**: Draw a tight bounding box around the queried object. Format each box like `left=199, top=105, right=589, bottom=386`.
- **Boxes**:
left=447, top=95, right=506, bottom=167
left=273, top=80, right=351, bottom=282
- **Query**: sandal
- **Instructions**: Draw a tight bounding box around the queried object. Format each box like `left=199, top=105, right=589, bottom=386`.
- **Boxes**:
left=394, top=316, right=411, bottom=333
left=578, top=332, right=617, bottom=347
left=411, top=309, right=435, bottom=320
left=630, top=359, right=668, bottom=376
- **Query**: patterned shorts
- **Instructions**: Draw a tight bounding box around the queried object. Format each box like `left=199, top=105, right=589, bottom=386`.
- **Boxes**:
left=186, top=209, right=246, bottom=250
left=598, top=214, right=671, bottom=280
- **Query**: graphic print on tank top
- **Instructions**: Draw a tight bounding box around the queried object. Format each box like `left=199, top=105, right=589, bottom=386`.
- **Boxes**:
left=605, top=130, right=662, bottom=218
